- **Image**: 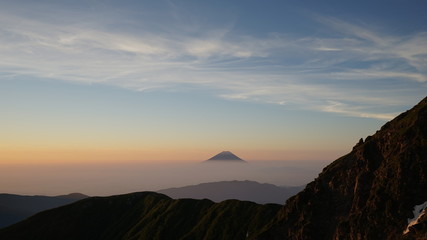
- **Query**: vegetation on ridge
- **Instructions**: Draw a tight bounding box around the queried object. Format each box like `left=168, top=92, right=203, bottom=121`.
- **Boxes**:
left=0, top=192, right=280, bottom=240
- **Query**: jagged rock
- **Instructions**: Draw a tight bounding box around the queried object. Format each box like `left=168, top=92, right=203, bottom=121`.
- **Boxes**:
left=254, top=96, right=427, bottom=240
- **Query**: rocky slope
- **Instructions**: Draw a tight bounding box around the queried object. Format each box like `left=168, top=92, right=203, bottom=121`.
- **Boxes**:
left=254, top=96, right=427, bottom=239
left=0, top=192, right=280, bottom=240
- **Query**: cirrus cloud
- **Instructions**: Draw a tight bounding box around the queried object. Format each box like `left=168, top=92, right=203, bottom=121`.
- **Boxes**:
left=0, top=6, right=426, bottom=120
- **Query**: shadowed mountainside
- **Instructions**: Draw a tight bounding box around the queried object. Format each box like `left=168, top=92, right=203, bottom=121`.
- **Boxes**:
left=0, top=192, right=280, bottom=240
left=158, top=180, right=303, bottom=204
left=253, top=96, right=427, bottom=240
left=0, top=193, right=87, bottom=228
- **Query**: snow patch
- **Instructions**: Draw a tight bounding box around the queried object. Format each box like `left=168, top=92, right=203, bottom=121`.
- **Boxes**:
left=403, top=201, right=427, bottom=234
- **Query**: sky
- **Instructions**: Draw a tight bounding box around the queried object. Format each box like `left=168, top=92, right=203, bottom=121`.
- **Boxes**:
left=1, top=0, right=427, bottom=194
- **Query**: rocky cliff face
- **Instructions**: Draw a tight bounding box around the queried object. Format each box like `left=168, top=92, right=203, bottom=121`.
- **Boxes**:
left=254, top=96, right=427, bottom=240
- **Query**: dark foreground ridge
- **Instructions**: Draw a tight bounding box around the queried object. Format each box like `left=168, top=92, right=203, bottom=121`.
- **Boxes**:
left=254, top=96, right=427, bottom=240
left=0, top=192, right=280, bottom=240
left=206, top=151, right=245, bottom=162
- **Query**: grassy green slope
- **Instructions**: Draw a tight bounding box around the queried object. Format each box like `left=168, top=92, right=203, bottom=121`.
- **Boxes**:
left=0, top=192, right=280, bottom=240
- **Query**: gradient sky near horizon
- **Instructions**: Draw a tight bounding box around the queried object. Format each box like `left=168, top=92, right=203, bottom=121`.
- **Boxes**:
left=1, top=0, right=427, bottom=164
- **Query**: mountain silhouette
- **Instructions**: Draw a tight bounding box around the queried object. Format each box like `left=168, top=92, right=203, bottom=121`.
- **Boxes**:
left=0, top=192, right=280, bottom=240
left=254, top=96, right=427, bottom=239
left=1, top=96, right=426, bottom=239
left=206, top=151, right=245, bottom=162
left=0, top=193, right=87, bottom=228
left=158, top=180, right=303, bottom=204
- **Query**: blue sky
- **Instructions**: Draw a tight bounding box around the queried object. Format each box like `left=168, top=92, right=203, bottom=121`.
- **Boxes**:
left=1, top=0, right=427, bottom=162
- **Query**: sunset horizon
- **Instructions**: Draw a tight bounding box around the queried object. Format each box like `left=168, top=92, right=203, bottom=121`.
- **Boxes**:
left=1, top=0, right=426, bottom=196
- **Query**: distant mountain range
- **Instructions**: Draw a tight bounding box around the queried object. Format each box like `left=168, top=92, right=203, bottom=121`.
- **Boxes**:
left=0, top=193, right=87, bottom=228
left=0, top=180, right=299, bottom=230
left=0, top=192, right=280, bottom=240
left=205, top=151, right=246, bottom=162
left=1, top=96, right=426, bottom=239
left=158, top=180, right=303, bottom=204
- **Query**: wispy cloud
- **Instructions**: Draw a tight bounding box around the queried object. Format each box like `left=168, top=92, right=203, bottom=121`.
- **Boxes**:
left=320, top=101, right=399, bottom=120
left=0, top=7, right=426, bottom=120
